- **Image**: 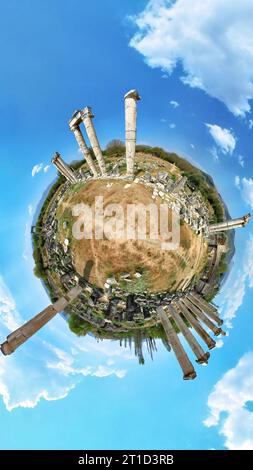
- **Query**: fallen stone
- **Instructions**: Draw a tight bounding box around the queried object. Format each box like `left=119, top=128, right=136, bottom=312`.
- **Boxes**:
left=134, top=272, right=142, bottom=278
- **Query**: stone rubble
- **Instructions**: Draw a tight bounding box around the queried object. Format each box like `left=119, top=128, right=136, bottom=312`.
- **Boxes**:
left=36, top=161, right=212, bottom=333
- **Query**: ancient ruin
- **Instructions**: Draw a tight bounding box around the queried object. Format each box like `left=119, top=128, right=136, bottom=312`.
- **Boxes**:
left=1, top=286, right=81, bottom=355
left=125, top=89, right=141, bottom=176
left=1, top=90, right=251, bottom=381
left=209, top=214, right=251, bottom=233
left=51, top=152, right=77, bottom=184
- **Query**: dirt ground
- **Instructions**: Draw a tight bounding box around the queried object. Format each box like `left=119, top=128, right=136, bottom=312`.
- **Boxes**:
left=56, top=175, right=207, bottom=293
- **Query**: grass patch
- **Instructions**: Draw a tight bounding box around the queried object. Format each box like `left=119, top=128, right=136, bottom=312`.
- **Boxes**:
left=117, top=268, right=151, bottom=294
left=119, top=273, right=150, bottom=294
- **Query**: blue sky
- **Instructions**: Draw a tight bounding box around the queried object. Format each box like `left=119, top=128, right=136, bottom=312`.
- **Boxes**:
left=0, top=0, right=253, bottom=450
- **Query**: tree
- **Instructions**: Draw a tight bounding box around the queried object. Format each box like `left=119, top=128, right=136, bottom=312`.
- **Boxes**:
left=68, top=315, right=93, bottom=336
left=106, top=139, right=124, bottom=149
left=105, top=139, right=125, bottom=156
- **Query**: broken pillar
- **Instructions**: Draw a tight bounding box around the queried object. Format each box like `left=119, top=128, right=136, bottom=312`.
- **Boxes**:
left=171, top=176, right=187, bottom=194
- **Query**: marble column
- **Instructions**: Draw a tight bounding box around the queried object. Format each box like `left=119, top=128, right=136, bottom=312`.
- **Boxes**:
left=182, top=298, right=225, bottom=337
left=124, top=89, right=141, bottom=176
left=81, top=107, right=107, bottom=176
left=188, top=293, right=223, bottom=325
left=69, top=111, right=98, bottom=177
left=51, top=154, right=70, bottom=180
left=167, top=304, right=209, bottom=364
left=51, top=152, right=77, bottom=183
left=175, top=300, right=216, bottom=350
left=54, top=152, right=77, bottom=182
left=0, top=286, right=82, bottom=355
left=157, top=306, right=196, bottom=380
left=209, top=213, right=251, bottom=233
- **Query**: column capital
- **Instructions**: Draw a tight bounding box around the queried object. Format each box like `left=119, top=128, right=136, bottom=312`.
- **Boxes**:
left=51, top=151, right=61, bottom=164
left=69, top=110, right=83, bottom=130
left=243, top=213, right=251, bottom=225
left=209, top=213, right=251, bottom=233
left=82, top=106, right=94, bottom=119
left=124, top=89, right=141, bottom=101
left=70, top=124, right=79, bottom=132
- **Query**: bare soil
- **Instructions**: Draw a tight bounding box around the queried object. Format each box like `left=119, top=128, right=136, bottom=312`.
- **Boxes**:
left=56, top=177, right=207, bottom=293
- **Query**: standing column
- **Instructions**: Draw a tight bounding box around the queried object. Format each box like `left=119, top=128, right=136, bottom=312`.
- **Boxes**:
left=124, top=89, right=141, bottom=176
left=69, top=111, right=98, bottom=177
left=51, top=153, right=71, bottom=180
left=56, top=161, right=75, bottom=182
left=0, top=286, right=82, bottom=355
left=81, top=107, right=107, bottom=176
left=71, top=126, right=98, bottom=177
left=188, top=293, right=223, bottom=325
left=167, top=304, right=209, bottom=364
left=175, top=300, right=216, bottom=350
left=157, top=306, right=196, bottom=380
left=51, top=152, right=77, bottom=184
left=53, top=152, right=77, bottom=182
left=182, top=298, right=225, bottom=337
left=209, top=213, right=251, bottom=233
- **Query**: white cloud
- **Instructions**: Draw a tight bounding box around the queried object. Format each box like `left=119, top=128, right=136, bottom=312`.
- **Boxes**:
left=31, top=163, right=43, bottom=177
left=208, top=146, right=219, bottom=162
left=107, top=358, right=115, bottom=367
left=170, top=100, right=179, bottom=108
left=249, top=120, right=253, bottom=130
left=22, top=223, right=31, bottom=262
left=130, top=0, right=253, bottom=116
left=92, top=365, right=126, bottom=379
left=0, top=277, right=22, bottom=331
left=169, top=123, right=176, bottom=129
left=31, top=163, right=50, bottom=177
left=46, top=345, right=126, bottom=380
left=235, top=176, right=253, bottom=209
left=190, top=144, right=195, bottom=149
left=23, top=206, right=34, bottom=261
left=222, top=274, right=246, bottom=328
left=241, top=178, right=253, bottom=209
left=206, top=124, right=236, bottom=155
left=221, top=234, right=253, bottom=327
left=181, top=74, right=204, bottom=89
left=234, top=175, right=240, bottom=188
left=238, top=155, right=245, bottom=168
left=0, top=277, right=132, bottom=412
left=215, top=339, right=224, bottom=349
left=204, top=352, right=253, bottom=449
left=160, top=118, right=166, bottom=122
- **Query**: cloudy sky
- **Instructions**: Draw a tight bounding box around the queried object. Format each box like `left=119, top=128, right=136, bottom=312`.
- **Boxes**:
left=0, top=0, right=253, bottom=450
